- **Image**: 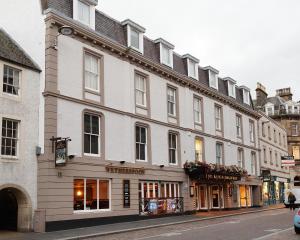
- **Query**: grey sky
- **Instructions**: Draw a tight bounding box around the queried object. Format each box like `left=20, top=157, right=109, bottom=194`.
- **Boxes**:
left=98, top=0, right=300, bottom=101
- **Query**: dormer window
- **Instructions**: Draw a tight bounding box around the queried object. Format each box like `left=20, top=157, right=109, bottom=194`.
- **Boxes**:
left=155, top=38, right=174, bottom=68
left=78, top=0, right=90, bottom=25
left=183, top=54, right=199, bottom=80
left=73, top=0, right=96, bottom=29
left=204, top=66, right=219, bottom=90
left=241, top=86, right=250, bottom=105
left=122, top=19, right=145, bottom=54
left=224, top=77, right=236, bottom=98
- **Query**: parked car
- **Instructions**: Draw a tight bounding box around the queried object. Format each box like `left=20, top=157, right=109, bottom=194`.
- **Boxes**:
left=284, top=188, right=300, bottom=208
left=294, top=208, right=300, bottom=234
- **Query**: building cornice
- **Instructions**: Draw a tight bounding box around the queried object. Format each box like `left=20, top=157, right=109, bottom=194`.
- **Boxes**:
left=44, top=10, right=261, bottom=119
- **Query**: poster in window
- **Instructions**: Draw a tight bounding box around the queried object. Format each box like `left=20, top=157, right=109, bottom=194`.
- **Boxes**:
left=123, top=180, right=130, bottom=208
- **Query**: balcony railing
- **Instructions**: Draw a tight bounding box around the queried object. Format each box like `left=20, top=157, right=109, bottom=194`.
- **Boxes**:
left=139, top=197, right=184, bottom=215
left=269, top=109, right=300, bottom=116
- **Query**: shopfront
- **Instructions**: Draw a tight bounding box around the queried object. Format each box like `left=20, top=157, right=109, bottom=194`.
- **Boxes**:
left=138, top=181, right=183, bottom=215
left=261, top=170, right=290, bottom=205
left=184, top=162, right=246, bottom=210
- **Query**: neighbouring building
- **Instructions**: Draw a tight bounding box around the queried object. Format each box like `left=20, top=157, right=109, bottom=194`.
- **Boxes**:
left=255, top=83, right=300, bottom=188
left=34, top=0, right=263, bottom=232
left=0, top=28, right=41, bottom=231
left=257, top=108, right=290, bottom=205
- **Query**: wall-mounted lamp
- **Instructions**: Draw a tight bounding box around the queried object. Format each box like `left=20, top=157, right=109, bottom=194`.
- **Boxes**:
left=120, top=161, right=125, bottom=165
left=68, top=155, right=75, bottom=160
left=53, top=26, right=75, bottom=49
left=160, top=165, right=165, bottom=168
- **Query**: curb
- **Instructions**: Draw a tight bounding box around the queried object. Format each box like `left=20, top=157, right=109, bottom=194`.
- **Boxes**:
left=57, top=207, right=285, bottom=240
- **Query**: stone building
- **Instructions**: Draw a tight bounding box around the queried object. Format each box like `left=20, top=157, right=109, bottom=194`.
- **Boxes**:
left=0, top=28, right=41, bottom=231
left=255, top=83, right=299, bottom=188
left=34, top=0, right=262, bottom=231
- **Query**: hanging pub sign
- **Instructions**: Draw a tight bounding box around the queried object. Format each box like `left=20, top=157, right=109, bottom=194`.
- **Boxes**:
left=261, top=169, right=271, bottom=182
left=50, top=136, right=71, bottom=167
left=55, top=139, right=68, bottom=166
left=281, top=156, right=295, bottom=167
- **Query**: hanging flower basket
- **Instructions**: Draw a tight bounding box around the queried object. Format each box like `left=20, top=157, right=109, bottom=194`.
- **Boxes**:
left=184, top=161, right=247, bottom=181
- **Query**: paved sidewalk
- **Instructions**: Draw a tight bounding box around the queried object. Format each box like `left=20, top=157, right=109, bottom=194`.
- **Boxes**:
left=0, top=204, right=285, bottom=240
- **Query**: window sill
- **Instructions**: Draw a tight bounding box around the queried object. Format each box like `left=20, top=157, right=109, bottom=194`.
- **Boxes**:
left=0, top=156, right=19, bottom=162
left=83, top=154, right=101, bottom=158
left=136, top=104, right=148, bottom=110
left=84, top=88, right=100, bottom=96
left=74, top=209, right=111, bottom=214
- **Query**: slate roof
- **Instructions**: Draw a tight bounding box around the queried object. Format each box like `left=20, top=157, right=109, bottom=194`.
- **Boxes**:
left=42, top=0, right=254, bottom=109
left=0, top=28, right=41, bottom=72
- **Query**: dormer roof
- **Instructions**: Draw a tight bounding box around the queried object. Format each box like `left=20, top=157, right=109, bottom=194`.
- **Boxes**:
left=223, top=77, right=237, bottom=84
left=121, top=19, right=146, bottom=33
left=203, top=66, right=219, bottom=74
left=182, top=54, right=199, bottom=63
left=154, top=38, right=175, bottom=49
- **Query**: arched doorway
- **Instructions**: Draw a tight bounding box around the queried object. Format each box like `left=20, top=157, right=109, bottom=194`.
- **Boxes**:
left=0, top=185, right=32, bottom=232
left=0, top=189, right=18, bottom=230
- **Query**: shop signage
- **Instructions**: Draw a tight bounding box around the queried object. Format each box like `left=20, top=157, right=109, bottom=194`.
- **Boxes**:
left=55, top=139, right=68, bottom=166
left=202, top=174, right=240, bottom=181
left=281, top=156, right=295, bottom=166
left=276, top=177, right=288, bottom=183
left=123, top=180, right=130, bottom=208
left=105, top=166, right=145, bottom=175
left=261, top=170, right=271, bottom=182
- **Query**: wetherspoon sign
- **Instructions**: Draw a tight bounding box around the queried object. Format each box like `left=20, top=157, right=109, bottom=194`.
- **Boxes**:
left=105, top=166, right=145, bottom=175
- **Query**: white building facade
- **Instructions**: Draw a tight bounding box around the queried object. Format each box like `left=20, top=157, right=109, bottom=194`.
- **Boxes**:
left=34, top=0, right=262, bottom=232
left=0, top=29, right=41, bottom=231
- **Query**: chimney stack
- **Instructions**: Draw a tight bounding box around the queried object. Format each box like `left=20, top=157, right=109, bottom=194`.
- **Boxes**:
left=255, top=82, right=268, bottom=107
left=276, top=87, right=293, bottom=101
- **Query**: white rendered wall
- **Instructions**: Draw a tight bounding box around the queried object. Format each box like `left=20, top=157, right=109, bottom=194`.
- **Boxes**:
left=0, top=0, right=45, bottom=154
left=0, top=60, right=40, bottom=211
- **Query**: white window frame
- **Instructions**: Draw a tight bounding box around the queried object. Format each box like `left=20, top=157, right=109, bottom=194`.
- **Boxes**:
left=209, top=70, right=218, bottom=90
left=236, top=115, right=242, bottom=138
left=195, top=138, right=204, bottom=162
left=160, top=44, right=173, bottom=68
left=73, top=0, right=95, bottom=29
left=251, top=152, right=257, bottom=175
left=74, top=178, right=111, bottom=213
left=228, top=81, right=236, bottom=98
left=127, top=25, right=144, bottom=53
left=243, top=89, right=250, bottom=105
left=168, top=132, right=178, bottom=165
left=1, top=118, right=19, bottom=159
left=83, top=114, right=100, bottom=157
left=215, top=105, right=222, bottom=131
left=187, top=59, right=198, bottom=80
left=78, top=0, right=90, bottom=25
left=249, top=121, right=255, bottom=143
left=135, top=74, right=147, bottom=107
left=237, top=148, right=244, bottom=168
left=3, top=65, right=21, bottom=96
left=136, top=125, right=147, bottom=162
left=216, top=143, right=223, bottom=165
left=84, top=53, right=100, bottom=93
left=193, top=97, right=202, bottom=124
left=167, top=87, right=176, bottom=117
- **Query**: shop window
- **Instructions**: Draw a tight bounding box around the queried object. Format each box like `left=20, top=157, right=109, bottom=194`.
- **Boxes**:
left=74, top=179, right=110, bottom=211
